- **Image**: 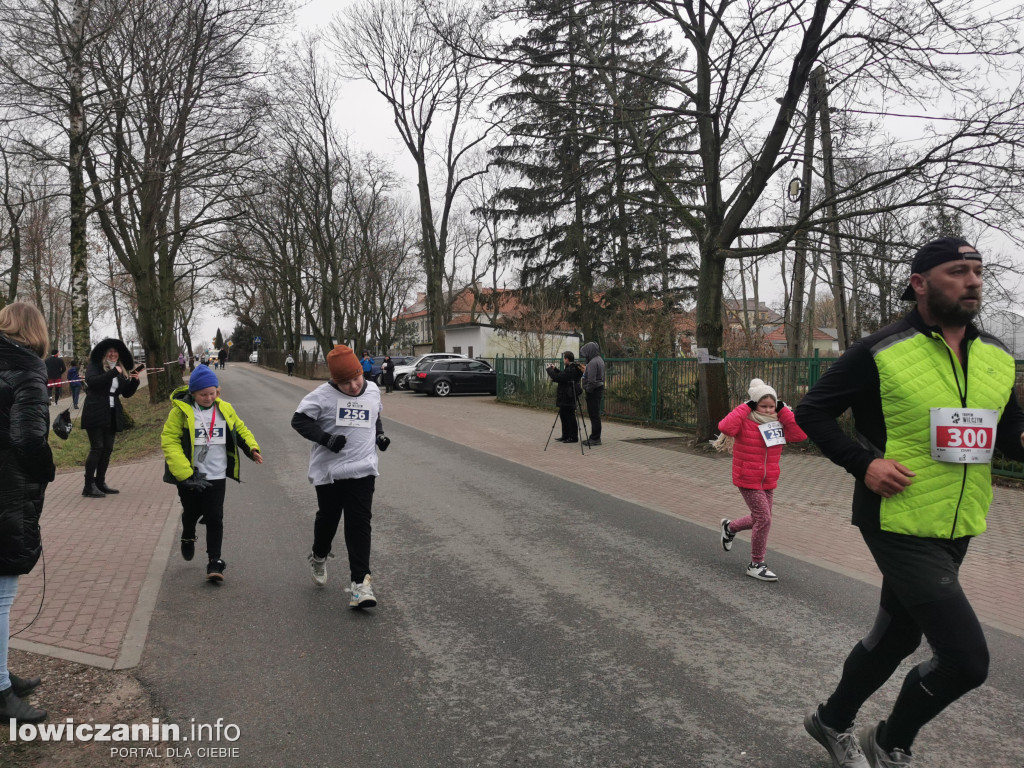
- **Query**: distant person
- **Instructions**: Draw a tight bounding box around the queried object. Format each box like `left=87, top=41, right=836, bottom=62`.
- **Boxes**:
left=0, top=302, right=55, bottom=723
left=161, top=366, right=262, bottom=582
left=67, top=358, right=83, bottom=409
left=713, top=378, right=806, bottom=582
left=178, top=351, right=186, bottom=369
left=80, top=339, right=141, bottom=498
left=797, top=237, right=1024, bottom=767
left=44, top=349, right=65, bottom=406
left=285, top=353, right=295, bottom=376
left=218, top=347, right=228, bottom=370
left=291, top=345, right=390, bottom=609
left=545, top=351, right=584, bottom=443
left=580, top=342, right=605, bottom=447
left=380, top=355, right=395, bottom=393
left=360, top=351, right=373, bottom=377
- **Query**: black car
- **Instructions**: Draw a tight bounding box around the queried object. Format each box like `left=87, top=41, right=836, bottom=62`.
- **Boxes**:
left=407, top=359, right=518, bottom=397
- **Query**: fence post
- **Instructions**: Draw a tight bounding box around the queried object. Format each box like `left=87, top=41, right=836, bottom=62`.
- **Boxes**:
left=650, top=357, right=659, bottom=422
left=809, top=348, right=821, bottom=386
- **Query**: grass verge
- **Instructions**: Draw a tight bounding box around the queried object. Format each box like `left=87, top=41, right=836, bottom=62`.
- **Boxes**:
left=50, top=394, right=169, bottom=472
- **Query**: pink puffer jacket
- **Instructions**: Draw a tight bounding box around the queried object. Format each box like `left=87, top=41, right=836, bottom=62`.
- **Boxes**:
left=718, top=403, right=807, bottom=490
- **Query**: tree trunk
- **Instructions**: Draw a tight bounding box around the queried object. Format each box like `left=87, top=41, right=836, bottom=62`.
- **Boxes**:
left=68, top=0, right=92, bottom=362
left=694, top=250, right=729, bottom=442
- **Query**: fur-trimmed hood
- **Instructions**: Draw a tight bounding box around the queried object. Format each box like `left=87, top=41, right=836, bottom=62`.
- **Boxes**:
left=89, top=338, right=134, bottom=369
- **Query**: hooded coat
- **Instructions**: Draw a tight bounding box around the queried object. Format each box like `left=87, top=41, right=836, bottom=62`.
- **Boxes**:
left=161, top=386, right=260, bottom=484
left=0, top=334, right=55, bottom=575
left=580, top=342, right=605, bottom=393
left=80, top=339, right=140, bottom=432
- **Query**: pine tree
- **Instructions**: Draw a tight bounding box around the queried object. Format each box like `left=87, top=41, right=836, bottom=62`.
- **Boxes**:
left=489, top=0, right=694, bottom=343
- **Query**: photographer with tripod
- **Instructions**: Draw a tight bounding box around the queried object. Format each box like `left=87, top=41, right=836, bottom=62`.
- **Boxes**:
left=546, top=351, right=584, bottom=444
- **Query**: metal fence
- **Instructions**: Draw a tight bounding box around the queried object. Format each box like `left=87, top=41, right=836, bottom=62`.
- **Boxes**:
left=495, top=353, right=1024, bottom=479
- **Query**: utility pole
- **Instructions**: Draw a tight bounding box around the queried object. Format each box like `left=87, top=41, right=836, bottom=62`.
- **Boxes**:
left=812, top=66, right=850, bottom=351
left=787, top=82, right=817, bottom=357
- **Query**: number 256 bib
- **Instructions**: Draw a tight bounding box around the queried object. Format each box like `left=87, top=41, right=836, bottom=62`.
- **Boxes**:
left=930, top=408, right=997, bottom=463
left=336, top=397, right=373, bottom=428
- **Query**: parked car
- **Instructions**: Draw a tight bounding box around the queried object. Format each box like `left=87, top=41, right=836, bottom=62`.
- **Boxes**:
left=408, top=358, right=518, bottom=397
left=248, top=351, right=258, bottom=363
left=393, top=353, right=466, bottom=390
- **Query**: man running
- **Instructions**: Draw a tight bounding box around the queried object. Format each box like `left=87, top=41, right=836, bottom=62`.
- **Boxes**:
left=796, top=237, right=1024, bottom=767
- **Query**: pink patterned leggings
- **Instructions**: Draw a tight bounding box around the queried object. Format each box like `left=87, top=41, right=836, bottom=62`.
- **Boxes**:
left=730, top=488, right=774, bottom=563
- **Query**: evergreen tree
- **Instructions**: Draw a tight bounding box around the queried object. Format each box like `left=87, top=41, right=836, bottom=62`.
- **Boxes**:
left=489, top=0, right=694, bottom=344
left=215, top=328, right=224, bottom=349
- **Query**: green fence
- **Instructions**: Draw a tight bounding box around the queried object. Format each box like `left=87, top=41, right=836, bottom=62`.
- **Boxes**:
left=495, top=354, right=1024, bottom=479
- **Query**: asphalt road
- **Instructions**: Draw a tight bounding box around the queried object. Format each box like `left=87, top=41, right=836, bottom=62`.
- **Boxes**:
left=138, top=369, right=1024, bottom=767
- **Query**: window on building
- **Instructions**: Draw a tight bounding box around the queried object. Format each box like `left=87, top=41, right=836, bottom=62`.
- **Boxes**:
left=468, top=346, right=473, bottom=358
left=452, top=346, right=462, bottom=354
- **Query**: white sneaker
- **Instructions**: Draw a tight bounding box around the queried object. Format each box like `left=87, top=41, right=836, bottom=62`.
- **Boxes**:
left=746, top=562, right=778, bottom=581
left=308, top=552, right=332, bottom=586
left=804, top=707, right=870, bottom=768
left=348, top=576, right=377, bottom=608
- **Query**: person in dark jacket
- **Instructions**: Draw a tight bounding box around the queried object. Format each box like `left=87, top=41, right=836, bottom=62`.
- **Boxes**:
left=0, top=302, right=54, bottom=723
left=44, top=349, right=66, bottom=406
left=580, top=342, right=605, bottom=446
left=67, top=358, right=83, bottom=409
left=80, top=338, right=141, bottom=498
left=546, top=351, right=584, bottom=443
left=380, top=355, right=395, bottom=393
left=218, top=347, right=228, bottom=369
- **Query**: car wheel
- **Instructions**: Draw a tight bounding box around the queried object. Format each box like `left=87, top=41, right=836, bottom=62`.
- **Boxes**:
left=434, top=380, right=451, bottom=397
left=501, top=379, right=517, bottom=396
left=396, top=375, right=408, bottom=390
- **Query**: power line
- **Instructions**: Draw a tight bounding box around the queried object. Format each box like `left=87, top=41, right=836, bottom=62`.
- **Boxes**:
left=842, top=107, right=1024, bottom=128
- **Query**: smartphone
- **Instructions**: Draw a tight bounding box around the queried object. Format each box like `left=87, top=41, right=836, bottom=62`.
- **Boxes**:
left=133, top=363, right=146, bottom=373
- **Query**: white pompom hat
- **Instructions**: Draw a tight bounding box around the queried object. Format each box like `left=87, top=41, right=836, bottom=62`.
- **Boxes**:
left=747, top=378, right=778, bottom=404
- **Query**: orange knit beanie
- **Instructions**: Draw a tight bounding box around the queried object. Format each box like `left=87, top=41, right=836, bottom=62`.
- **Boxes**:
left=326, top=344, right=362, bottom=382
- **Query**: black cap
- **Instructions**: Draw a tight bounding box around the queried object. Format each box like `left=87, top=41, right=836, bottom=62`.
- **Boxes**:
left=900, top=237, right=980, bottom=300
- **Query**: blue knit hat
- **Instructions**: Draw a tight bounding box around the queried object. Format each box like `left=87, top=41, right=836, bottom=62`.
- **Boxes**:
left=188, top=365, right=219, bottom=392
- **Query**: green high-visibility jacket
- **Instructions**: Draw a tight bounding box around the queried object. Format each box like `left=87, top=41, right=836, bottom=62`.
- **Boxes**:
left=161, top=386, right=260, bottom=484
left=796, top=308, right=1024, bottom=539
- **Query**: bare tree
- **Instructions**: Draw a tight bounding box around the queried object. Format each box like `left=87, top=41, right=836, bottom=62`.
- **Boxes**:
left=328, top=0, right=497, bottom=352
left=82, top=0, right=285, bottom=399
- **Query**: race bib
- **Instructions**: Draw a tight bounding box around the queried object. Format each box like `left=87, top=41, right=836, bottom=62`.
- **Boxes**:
left=336, top=397, right=373, bottom=428
left=930, top=408, right=997, bottom=463
left=194, top=423, right=227, bottom=445
left=758, top=421, right=786, bottom=447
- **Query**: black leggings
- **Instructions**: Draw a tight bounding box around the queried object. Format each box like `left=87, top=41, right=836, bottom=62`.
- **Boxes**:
left=821, top=537, right=988, bottom=752
left=84, top=426, right=116, bottom=485
left=312, top=475, right=375, bottom=583
left=558, top=406, right=578, bottom=440
left=178, top=479, right=227, bottom=560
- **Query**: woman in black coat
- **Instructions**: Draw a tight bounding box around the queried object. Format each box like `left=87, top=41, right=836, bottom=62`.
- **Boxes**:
left=380, top=355, right=395, bottom=393
left=545, top=351, right=584, bottom=443
left=0, top=302, right=54, bottom=723
left=80, top=339, right=140, bottom=498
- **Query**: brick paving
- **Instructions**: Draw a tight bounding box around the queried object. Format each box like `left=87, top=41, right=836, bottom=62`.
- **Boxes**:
left=12, top=367, right=1022, bottom=672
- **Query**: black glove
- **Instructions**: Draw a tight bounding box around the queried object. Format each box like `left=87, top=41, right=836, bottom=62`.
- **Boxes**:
left=776, top=400, right=787, bottom=411
left=180, top=472, right=212, bottom=492
left=746, top=400, right=758, bottom=410
left=376, top=434, right=391, bottom=451
left=319, top=433, right=347, bottom=453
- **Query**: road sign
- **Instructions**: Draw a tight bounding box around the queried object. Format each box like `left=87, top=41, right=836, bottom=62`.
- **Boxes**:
left=254, top=336, right=262, bottom=344
left=227, top=341, right=233, bottom=347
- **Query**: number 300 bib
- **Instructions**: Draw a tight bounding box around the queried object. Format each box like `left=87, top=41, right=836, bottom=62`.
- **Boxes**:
left=930, top=408, right=997, bottom=463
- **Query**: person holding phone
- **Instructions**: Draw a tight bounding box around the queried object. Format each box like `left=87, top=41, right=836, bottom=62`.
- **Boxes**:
left=80, top=339, right=140, bottom=498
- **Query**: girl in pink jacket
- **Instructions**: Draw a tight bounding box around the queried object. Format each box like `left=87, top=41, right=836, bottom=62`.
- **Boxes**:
left=715, top=378, right=806, bottom=581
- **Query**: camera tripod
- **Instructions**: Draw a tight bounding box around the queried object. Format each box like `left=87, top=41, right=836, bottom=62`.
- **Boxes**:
left=543, top=393, right=590, bottom=454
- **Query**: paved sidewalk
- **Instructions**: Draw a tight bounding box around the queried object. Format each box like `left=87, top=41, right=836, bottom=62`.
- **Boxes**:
left=13, top=366, right=1023, bottom=672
